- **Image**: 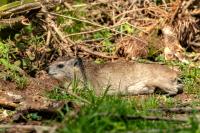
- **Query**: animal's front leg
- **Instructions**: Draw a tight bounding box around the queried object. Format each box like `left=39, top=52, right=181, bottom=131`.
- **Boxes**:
left=163, top=84, right=183, bottom=97
left=155, top=79, right=183, bottom=96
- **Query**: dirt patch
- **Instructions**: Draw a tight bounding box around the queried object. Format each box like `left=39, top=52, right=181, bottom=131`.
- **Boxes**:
left=0, top=72, right=58, bottom=97
left=0, top=72, right=61, bottom=120
left=175, top=93, right=200, bottom=105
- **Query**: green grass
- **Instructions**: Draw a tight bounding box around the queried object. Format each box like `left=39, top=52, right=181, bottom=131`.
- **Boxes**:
left=0, top=0, right=199, bottom=132
left=46, top=86, right=197, bottom=133
left=44, top=59, right=200, bottom=133
left=0, top=42, right=28, bottom=88
left=180, top=65, right=200, bottom=94
left=165, top=60, right=200, bottom=95
left=60, top=98, right=179, bottom=133
left=139, top=57, right=200, bottom=95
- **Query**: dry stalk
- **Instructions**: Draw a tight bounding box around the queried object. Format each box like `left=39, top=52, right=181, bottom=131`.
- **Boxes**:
left=77, top=45, right=118, bottom=59
left=98, top=113, right=188, bottom=122
left=49, top=12, right=147, bottom=44
left=0, top=124, right=57, bottom=133
left=149, top=107, right=200, bottom=114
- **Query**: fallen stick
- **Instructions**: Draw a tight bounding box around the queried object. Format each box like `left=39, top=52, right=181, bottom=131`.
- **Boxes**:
left=0, top=124, right=57, bottom=133
left=0, top=2, right=41, bottom=17
left=77, top=45, right=118, bottom=59
left=0, top=99, right=18, bottom=110
left=170, top=0, right=181, bottom=25
left=118, top=115, right=187, bottom=122
left=1, top=100, right=76, bottom=123
left=98, top=113, right=188, bottom=122
left=149, top=107, right=200, bottom=114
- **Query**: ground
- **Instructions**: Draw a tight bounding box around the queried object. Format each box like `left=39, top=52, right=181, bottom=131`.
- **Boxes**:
left=0, top=66, right=200, bottom=132
left=0, top=0, right=200, bottom=132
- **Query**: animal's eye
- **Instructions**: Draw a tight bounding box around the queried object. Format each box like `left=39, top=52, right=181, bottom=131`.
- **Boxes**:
left=74, top=61, right=78, bottom=66
left=57, top=64, right=64, bottom=68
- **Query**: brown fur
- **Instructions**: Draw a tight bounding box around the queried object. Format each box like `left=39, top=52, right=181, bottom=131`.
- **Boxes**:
left=48, top=58, right=183, bottom=96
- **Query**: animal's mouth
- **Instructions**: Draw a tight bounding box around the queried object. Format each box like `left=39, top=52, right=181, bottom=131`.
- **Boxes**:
left=48, top=72, right=57, bottom=76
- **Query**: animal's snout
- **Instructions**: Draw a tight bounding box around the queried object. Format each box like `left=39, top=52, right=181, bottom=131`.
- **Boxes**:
left=177, top=84, right=184, bottom=94
left=177, top=78, right=182, bottom=84
left=45, top=67, right=50, bottom=74
left=176, top=78, right=183, bottom=94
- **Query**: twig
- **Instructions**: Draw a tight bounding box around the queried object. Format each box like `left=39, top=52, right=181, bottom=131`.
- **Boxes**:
left=114, top=8, right=144, bottom=19
left=67, top=91, right=91, bottom=105
left=50, top=22, right=73, bottom=45
left=99, top=113, right=187, bottom=122
left=77, top=45, right=118, bottom=59
left=0, top=99, right=18, bottom=110
left=64, top=1, right=107, bottom=10
left=0, top=16, right=26, bottom=26
left=66, top=23, right=123, bottom=37
left=192, top=53, right=200, bottom=62
left=191, top=9, right=200, bottom=15
left=149, top=107, right=200, bottom=114
left=190, top=42, right=200, bottom=47
left=41, top=4, right=74, bottom=55
left=0, top=2, right=41, bottom=17
left=182, top=0, right=195, bottom=12
left=170, top=0, right=181, bottom=25
left=63, top=2, right=72, bottom=10
left=78, top=38, right=104, bottom=43
left=45, top=26, right=51, bottom=46
left=135, top=128, right=184, bottom=133
left=162, top=0, right=168, bottom=10
left=49, top=12, right=147, bottom=45
left=122, top=115, right=187, bottom=122
left=0, top=124, right=57, bottom=133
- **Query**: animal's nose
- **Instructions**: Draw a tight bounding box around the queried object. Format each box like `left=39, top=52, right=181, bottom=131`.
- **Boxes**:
left=45, top=67, right=49, bottom=73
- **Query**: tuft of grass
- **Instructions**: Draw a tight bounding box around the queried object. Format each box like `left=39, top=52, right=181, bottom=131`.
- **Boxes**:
left=46, top=86, right=70, bottom=100
left=46, top=82, right=192, bottom=133
left=45, top=59, right=200, bottom=133
left=58, top=94, right=189, bottom=133
left=0, top=42, right=28, bottom=88
left=27, top=113, right=42, bottom=121
left=180, top=64, right=200, bottom=94
left=166, top=61, right=200, bottom=94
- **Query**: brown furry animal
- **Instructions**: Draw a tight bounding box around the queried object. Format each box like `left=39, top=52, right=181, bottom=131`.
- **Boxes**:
left=47, top=58, right=183, bottom=96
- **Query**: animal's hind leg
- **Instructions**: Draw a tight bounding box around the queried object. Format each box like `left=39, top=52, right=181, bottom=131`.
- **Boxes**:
left=125, top=83, right=155, bottom=95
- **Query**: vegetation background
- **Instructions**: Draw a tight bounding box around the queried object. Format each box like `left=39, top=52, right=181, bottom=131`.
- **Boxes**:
left=0, top=0, right=200, bottom=132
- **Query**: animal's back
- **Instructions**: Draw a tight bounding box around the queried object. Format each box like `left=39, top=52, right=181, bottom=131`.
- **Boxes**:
left=48, top=58, right=183, bottom=96
left=84, top=60, right=179, bottom=95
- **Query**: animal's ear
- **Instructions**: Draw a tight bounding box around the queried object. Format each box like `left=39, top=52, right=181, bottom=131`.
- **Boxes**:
left=73, top=57, right=83, bottom=67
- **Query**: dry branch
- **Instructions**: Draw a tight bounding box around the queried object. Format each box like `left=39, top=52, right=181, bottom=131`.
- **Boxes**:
left=149, top=107, right=200, bottom=114
left=0, top=2, right=41, bottom=17
left=49, top=12, right=147, bottom=44
left=99, top=113, right=187, bottom=122
left=0, top=16, right=26, bottom=26
left=120, top=115, right=187, bottom=122
left=77, top=45, right=118, bottom=59
left=40, top=3, right=74, bottom=56
left=0, top=98, right=78, bottom=123
left=0, top=124, right=57, bottom=133
left=0, top=99, right=18, bottom=110
left=170, top=0, right=181, bottom=25
left=191, top=9, right=200, bottom=15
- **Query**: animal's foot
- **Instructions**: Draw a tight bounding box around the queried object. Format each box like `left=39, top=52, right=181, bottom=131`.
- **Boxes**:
left=177, top=84, right=184, bottom=94
left=164, top=84, right=183, bottom=97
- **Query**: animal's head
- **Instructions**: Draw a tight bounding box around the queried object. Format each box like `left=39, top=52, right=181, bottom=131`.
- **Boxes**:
left=47, top=58, right=82, bottom=80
